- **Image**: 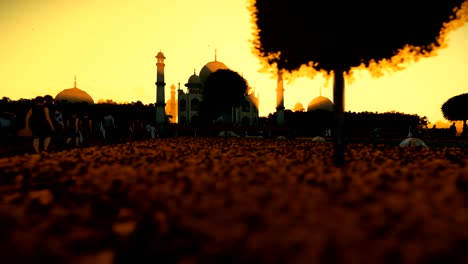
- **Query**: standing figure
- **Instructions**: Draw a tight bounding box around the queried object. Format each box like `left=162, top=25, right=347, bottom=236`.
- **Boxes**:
left=0, top=111, right=15, bottom=147
left=65, top=110, right=80, bottom=148
left=101, top=112, right=116, bottom=144
left=44, top=94, right=62, bottom=150
left=144, top=121, right=158, bottom=139
left=449, top=122, right=457, bottom=137
left=407, top=125, right=413, bottom=138
left=53, top=103, right=66, bottom=150
left=25, top=96, right=55, bottom=153
left=79, top=110, right=93, bottom=147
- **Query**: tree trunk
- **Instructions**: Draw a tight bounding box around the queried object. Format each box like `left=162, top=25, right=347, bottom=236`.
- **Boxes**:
left=333, top=69, right=345, bottom=166
left=463, top=119, right=467, bottom=137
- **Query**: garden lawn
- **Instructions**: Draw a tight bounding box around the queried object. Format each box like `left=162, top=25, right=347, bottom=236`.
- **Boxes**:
left=0, top=137, right=467, bottom=264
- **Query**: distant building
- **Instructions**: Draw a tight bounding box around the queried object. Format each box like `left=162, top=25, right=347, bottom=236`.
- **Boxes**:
left=307, top=95, right=334, bottom=112
left=155, top=51, right=166, bottom=125
left=55, top=76, right=94, bottom=104
left=165, top=84, right=177, bottom=123
left=293, top=102, right=305, bottom=112
left=175, top=53, right=259, bottom=126
left=276, top=70, right=285, bottom=125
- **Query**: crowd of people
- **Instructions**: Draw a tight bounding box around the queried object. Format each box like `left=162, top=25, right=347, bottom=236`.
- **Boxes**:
left=1, top=95, right=160, bottom=154
left=1, top=94, right=468, bottom=155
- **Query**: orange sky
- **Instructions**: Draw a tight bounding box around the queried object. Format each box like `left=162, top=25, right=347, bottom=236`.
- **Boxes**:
left=1, top=0, right=467, bottom=125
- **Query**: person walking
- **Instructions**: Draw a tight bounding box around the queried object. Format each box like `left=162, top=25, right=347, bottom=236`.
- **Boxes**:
left=65, top=110, right=80, bottom=148
left=25, top=96, right=55, bottom=153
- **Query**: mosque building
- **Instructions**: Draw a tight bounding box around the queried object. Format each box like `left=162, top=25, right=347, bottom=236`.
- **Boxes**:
left=277, top=72, right=333, bottom=117
left=156, top=50, right=260, bottom=126
left=55, top=76, right=94, bottom=104
left=53, top=53, right=332, bottom=128
left=306, top=87, right=334, bottom=112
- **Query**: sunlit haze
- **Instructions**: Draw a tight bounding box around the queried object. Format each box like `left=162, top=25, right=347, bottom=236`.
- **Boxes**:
left=1, top=0, right=467, bottom=126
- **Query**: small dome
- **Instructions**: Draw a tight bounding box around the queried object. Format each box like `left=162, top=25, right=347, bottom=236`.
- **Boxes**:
left=55, top=87, right=94, bottom=104
left=293, top=102, right=305, bottom=112
left=199, top=61, right=228, bottom=83
left=307, top=96, right=334, bottom=112
left=187, top=73, right=202, bottom=84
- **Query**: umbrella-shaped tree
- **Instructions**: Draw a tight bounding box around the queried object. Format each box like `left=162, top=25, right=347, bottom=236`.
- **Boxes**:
left=198, top=69, right=249, bottom=125
left=249, top=0, right=467, bottom=165
left=442, top=93, right=468, bottom=129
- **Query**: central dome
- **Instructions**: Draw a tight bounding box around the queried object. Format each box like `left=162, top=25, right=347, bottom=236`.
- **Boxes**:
left=55, top=87, right=94, bottom=104
left=307, top=96, right=334, bottom=112
left=199, top=61, right=228, bottom=83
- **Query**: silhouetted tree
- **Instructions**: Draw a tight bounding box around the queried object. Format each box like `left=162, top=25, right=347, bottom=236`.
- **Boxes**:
left=442, top=93, right=468, bottom=124
left=97, top=99, right=119, bottom=104
left=1, top=97, right=11, bottom=104
left=249, top=0, right=467, bottom=165
left=199, top=69, right=249, bottom=125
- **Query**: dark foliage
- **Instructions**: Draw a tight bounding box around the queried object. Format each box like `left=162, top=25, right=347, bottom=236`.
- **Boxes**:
left=249, top=0, right=466, bottom=165
left=442, top=93, right=468, bottom=121
left=270, top=110, right=423, bottom=138
left=249, top=0, right=466, bottom=73
left=198, top=69, right=249, bottom=124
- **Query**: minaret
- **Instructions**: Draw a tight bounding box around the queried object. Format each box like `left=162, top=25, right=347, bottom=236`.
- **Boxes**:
left=169, top=84, right=176, bottom=123
left=276, top=69, right=285, bottom=125
left=155, top=51, right=166, bottom=124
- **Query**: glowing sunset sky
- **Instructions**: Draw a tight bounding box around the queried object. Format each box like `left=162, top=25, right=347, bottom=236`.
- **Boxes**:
left=0, top=0, right=467, bottom=125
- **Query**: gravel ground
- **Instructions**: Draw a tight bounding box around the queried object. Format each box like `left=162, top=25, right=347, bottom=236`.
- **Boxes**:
left=0, top=137, right=468, bottom=264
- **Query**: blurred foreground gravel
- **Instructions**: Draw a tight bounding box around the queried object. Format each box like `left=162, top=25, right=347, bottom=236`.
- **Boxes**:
left=0, top=137, right=468, bottom=264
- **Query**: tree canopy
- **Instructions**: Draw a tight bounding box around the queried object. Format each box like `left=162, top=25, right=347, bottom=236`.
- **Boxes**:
left=249, top=0, right=467, bottom=165
left=199, top=69, right=249, bottom=124
left=442, top=93, right=468, bottom=122
left=249, top=0, right=467, bottom=75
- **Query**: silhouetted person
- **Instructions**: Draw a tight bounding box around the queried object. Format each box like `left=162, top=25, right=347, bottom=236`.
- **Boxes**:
left=44, top=95, right=61, bottom=150
left=430, top=124, right=437, bottom=138
left=407, top=125, right=413, bottom=138
left=65, top=110, right=80, bottom=148
left=101, top=112, right=116, bottom=144
left=0, top=112, right=15, bottom=147
left=144, top=121, right=158, bottom=139
left=52, top=103, right=66, bottom=150
left=25, top=96, right=55, bottom=153
left=79, top=110, right=93, bottom=146
left=449, top=122, right=457, bottom=137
